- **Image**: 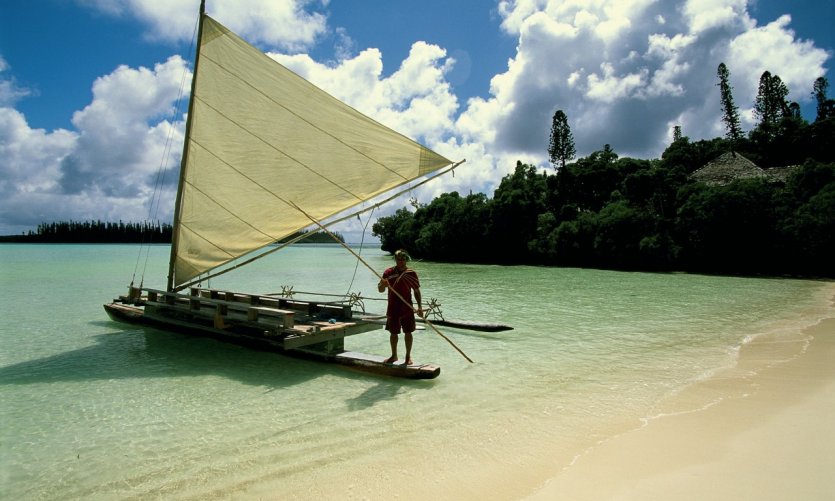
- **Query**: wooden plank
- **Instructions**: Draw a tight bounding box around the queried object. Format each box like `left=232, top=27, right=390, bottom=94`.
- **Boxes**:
left=334, top=351, right=440, bottom=379
left=247, top=306, right=295, bottom=328
left=282, top=321, right=379, bottom=349
left=278, top=298, right=352, bottom=320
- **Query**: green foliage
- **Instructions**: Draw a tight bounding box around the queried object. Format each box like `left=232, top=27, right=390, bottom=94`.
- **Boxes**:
left=780, top=181, right=835, bottom=275
left=486, top=162, right=548, bottom=263
left=370, top=64, right=835, bottom=276
left=373, top=142, right=835, bottom=276
left=675, top=179, right=777, bottom=273
left=753, top=71, right=789, bottom=138
left=372, top=207, right=416, bottom=254
left=812, top=77, right=833, bottom=122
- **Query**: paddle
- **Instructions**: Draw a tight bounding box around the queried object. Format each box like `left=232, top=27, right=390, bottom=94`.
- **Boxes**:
left=289, top=201, right=474, bottom=364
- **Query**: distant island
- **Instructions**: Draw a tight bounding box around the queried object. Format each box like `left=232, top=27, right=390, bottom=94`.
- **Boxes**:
left=0, top=220, right=343, bottom=244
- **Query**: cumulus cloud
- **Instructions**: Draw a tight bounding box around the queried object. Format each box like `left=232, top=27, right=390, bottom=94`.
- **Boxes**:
left=81, top=0, right=327, bottom=51
left=464, top=0, right=829, bottom=163
left=0, top=57, right=187, bottom=234
left=728, top=15, right=829, bottom=104
left=269, top=41, right=459, bottom=146
left=61, top=56, right=187, bottom=196
left=0, top=56, right=32, bottom=106
left=1, top=0, right=830, bottom=236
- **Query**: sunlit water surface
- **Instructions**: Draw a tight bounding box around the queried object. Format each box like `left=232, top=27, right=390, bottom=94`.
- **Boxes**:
left=1, top=244, right=832, bottom=499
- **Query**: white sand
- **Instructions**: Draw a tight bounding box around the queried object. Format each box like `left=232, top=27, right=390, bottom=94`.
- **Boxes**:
left=525, top=318, right=835, bottom=500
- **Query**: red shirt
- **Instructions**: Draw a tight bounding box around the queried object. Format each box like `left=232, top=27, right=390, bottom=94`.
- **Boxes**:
left=382, top=266, right=420, bottom=318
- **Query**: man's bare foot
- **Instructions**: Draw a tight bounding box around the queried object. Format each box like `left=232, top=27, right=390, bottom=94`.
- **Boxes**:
left=383, top=356, right=397, bottom=364
left=405, top=358, right=414, bottom=366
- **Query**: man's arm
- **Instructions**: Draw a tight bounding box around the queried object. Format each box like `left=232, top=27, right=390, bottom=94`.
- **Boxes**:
left=414, top=287, right=423, bottom=317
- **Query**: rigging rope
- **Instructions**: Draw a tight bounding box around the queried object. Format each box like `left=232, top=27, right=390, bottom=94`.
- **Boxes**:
left=289, top=200, right=474, bottom=363
left=344, top=206, right=375, bottom=300
left=173, top=160, right=464, bottom=291
left=131, top=15, right=199, bottom=289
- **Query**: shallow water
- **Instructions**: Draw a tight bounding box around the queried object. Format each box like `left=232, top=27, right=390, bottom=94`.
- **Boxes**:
left=1, top=244, right=832, bottom=499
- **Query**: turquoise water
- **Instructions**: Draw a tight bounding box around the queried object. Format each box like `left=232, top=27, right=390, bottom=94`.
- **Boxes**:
left=1, top=244, right=833, bottom=499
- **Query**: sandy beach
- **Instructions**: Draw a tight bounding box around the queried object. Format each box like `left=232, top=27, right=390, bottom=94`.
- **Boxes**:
left=526, top=316, right=835, bottom=500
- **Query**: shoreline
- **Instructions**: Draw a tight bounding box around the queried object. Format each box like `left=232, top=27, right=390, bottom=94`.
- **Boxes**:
left=525, top=315, right=835, bottom=500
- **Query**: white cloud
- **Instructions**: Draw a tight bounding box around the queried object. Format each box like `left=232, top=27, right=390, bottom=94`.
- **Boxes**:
left=0, top=56, right=32, bottom=107
left=1, top=1, right=831, bottom=235
left=727, top=15, right=830, bottom=105
left=269, top=41, right=459, bottom=146
left=82, top=0, right=327, bottom=50
left=456, top=0, right=829, bottom=163
left=586, top=63, right=648, bottom=102
left=62, top=56, right=187, bottom=198
left=682, top=0, right=752, bottom=34
left=0, top=57, right=187, bottom=234
left=0, top=108, right=78, bottom=232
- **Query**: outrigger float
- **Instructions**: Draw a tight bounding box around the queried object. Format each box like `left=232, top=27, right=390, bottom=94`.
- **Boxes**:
left=103, top=2, right=509, bottom=378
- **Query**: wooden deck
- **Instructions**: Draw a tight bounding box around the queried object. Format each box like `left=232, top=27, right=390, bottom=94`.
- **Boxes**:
left=120, top=287, right=379, bottom=350
left=106, top=286, right=440, bottom=379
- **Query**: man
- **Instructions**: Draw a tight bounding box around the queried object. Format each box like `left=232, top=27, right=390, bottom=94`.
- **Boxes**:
left=378, top=249, right=423, bottom=365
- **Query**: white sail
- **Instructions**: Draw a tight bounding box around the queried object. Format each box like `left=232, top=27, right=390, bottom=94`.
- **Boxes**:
left=170, top=15, right=452, bottom=288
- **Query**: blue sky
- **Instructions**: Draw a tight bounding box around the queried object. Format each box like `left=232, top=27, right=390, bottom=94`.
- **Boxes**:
left=1, top=0, right=833, bottom=235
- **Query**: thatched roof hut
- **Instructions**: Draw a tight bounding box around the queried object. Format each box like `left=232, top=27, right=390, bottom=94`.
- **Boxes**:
left=689, top=152, right=764, bottom=186
left=689, top=152, right=801, bottom=186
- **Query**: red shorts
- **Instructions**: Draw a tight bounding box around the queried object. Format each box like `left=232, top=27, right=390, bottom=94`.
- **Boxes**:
left=386, top=314, right=416, bottom=334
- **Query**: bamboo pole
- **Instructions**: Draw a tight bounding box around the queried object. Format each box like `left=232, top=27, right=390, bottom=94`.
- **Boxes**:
left=289, top=201, right=474, bottom=363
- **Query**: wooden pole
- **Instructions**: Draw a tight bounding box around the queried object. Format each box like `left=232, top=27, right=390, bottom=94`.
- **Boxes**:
left=289, top=201, right=474, bottom=363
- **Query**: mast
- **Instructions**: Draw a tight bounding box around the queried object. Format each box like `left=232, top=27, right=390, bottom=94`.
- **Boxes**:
left=167, top=0, right=207, bottom=291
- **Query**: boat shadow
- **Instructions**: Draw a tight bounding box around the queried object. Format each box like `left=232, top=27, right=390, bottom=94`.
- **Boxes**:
left=0, top=321, right=353, bottom=389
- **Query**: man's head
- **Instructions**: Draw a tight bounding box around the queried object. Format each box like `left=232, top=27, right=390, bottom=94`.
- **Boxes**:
left=394, top=249, right=410, bottom=268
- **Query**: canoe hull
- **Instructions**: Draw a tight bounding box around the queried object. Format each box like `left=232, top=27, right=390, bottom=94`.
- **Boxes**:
left=104, top=302, right=440, bottom=379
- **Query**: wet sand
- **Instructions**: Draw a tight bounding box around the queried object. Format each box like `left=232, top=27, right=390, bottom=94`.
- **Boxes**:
left=525, top=317, right=835, bottom=500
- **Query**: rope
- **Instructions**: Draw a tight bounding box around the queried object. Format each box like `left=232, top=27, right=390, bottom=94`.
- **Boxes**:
left=131, top=14, right=199, bottom=289
left=425, top=297, right=445, bottom=321
left=344, top=206, right=374, bottom=300
left=170, top=160, right=464, bottom=291
left=289, top=201, right=474, bottom=363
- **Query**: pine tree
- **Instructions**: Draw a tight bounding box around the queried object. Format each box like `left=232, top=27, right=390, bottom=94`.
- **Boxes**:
left=754, top=71, right=789, bottom=138
left=717, top=63, right=743, bottom=151
left=813, top=76, right=830, bottom=122
left=547, top=109, right=576, bottom=170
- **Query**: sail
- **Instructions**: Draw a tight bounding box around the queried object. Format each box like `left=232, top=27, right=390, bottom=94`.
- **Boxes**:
left=170, top=15, right=452, bottom=288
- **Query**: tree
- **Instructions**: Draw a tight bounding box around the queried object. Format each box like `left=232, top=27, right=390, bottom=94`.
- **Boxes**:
left=487, top=162, right=547, bottom=262
left=717, top=63, right=743, bottom=150
left=753, top=71, right=789, bottom=138
left=813, top=76, right=834, bottom=122
left=372, top=208, right=416, bottom=253
left=673, top=125, right=682, bottom=142
left=547, top=109, right=576, bottom=170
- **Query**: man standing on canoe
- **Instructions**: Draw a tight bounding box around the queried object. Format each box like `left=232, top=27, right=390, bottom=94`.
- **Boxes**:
left=378, top=249, right=423, bottom=365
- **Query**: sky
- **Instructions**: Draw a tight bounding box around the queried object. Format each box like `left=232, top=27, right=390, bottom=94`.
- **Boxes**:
left=0, top=0, right=833, bottom=237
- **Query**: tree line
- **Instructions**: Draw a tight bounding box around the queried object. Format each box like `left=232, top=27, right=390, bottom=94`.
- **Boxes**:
left=0, top=220, right=343, bottom=244
left=373, top=69, right=835, bottom=277
left=0, top=220, right=173, bottom=243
